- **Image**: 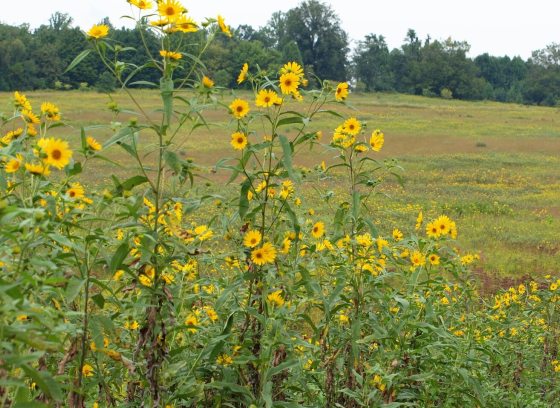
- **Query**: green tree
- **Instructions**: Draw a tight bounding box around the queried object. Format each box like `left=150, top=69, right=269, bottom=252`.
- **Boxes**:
left=0, top=24, right=38, bottom=90
left=474, top=54, right=527, bottom=101
left=353, top=34, right=393, bottom=91
left=391, top=29, right=422, bottom=93
left=281, top=0, right=349, bottom=81
left=523, top=44, right=560, bottom=105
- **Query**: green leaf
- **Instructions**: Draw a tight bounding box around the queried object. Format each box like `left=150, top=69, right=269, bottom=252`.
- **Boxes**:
left=333, top=205, right=348, bottom=236
left=163, top=150, right=182, bottom=174
left=160, top=77, right=174, bottom=128
left=14, top=402, right=50, bottom=408
left=284, top=201, right=300, bottom=236
left=262, top=381, right=273, bottom=408
left=119, top=175, right=149, bottom=193
left=293, top=132, right=318, bottom=147
left=65, top=161, right=82, bottom=177
left=64, top=49, right=91, bottom=73
left=103, top=126, right=135, bottom=149
left=352, top=191, right=361, bottom=221
left=80, top=127, right=87, bottom=151
left=317, top=109, right=344, bottom=119
left=128, top=80, right=158, bottom=87
left=109, top=242, right=129, bottom=274
left=266, top=359, right=299, bottom=380
left=65, top=277, right=86, bottom=303
left=20, top=364, right=63, bottom=402
left=276, top=116, right=304, bottom=128
left=239, top=179, right=251, bottom=220
left=279, top=135, right=296, bottom=180
left=91, top=293, right=105, bottom=309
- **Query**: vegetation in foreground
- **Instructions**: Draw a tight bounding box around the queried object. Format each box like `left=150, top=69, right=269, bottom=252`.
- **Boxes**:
left=1, top=2, right=559, bottom=407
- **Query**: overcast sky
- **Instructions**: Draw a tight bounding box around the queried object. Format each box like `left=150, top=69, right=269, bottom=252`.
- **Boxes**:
left=3, top=0, right=559, bottom=58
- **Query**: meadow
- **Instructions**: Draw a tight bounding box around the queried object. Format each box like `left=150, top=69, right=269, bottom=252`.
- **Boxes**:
left=3, top=89, right=558, bottom=284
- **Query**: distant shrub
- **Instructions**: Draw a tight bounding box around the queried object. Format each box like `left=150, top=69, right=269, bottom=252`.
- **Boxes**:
left=441, top=87, right=453, bottom=99
left=422, top=87, right=436, bottom=97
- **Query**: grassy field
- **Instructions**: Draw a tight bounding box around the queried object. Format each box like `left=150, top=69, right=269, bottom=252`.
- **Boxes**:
left=2, top=90, right=559, bottom=285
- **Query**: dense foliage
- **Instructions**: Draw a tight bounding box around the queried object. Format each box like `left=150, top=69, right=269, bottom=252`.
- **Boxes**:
left=1, top=1, right=560, bottom=105
left=1, top=2, right=560, bottom=407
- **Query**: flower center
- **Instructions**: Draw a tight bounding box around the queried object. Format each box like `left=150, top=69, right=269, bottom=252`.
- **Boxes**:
left=51, top=149, right=62, bottom=160
left=166, top=7, right=175, bottom=15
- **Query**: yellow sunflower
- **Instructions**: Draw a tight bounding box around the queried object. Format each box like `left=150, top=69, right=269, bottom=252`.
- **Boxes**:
left=1, top=128, right=23, bottom=145
left=202, top=76, right=214, bottom=88
left=311, top=222, right=325, bottom=239
left=86, top=136, right=102, bottom=151
left=157, top=0, right=185, bottom=21
left=66, top=182, right=85, bottom=200
left=217, top=15, right=232, bottom=37
left=279, top=72, right=300, bottom=95
left=243, top=229, right=262, bottom=248
left=230, top=132, right=248, bottom=150
left=343, top=117, right=361, bottom=135
left=255, top=89, right=280, bottom=108
left=392, top=228, right=403, bottom=241
left=21, top=110, right=40, bottom=124
left=160, top=50, right=182, bottom=60
left=429, top=254, right=440, bottom=265
left=87, top=25, right=109, bottom=39
left=280, top=61, right=304, bottom=78
left=128, top=0, right=153, bottom=9
left=335, top=82, right=349, bottom=101
left=229, top=99, right=250, bottom=119
left=281, top=238, right=292, bottom=254
left=426, top=222, right=440, bottom=238
left=38, top=137, right=72, bottom=169
left=267, top=290, right=285, bottom=307
left=82, top=364, right=94, bottom=377
left=434, top=215, right=452, bottom=236
left=354, top=144, right=368, bottom=153
left=41, top=102, right=61, bottom=121
left=25, top=162, right=51, bottom=176
left=150, top=18, right=170, bottom=27
left=369, top=129, right=384, bottom=152
left=26, top=124, right=38, bottom=137
left=14, top=91, right=32, bottom=111
left=185, top=314, right=198, bottom=333
left=237, top=63, right=249, bottom=84
left=173, top=15, right=198, bottom=33
left=410, top=251, right=426, bottom=267
left=251, top=242, right=276, bottom=266
left=415, top=211, right=423, bottom=230
left=5, top=154, right=23, bottom=173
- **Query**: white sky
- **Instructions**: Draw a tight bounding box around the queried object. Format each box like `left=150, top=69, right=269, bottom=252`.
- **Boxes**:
left=3, top=0, right=559, bottom=58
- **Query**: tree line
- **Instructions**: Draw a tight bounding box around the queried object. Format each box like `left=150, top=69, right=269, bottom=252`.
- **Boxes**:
left=1, top=0, right=559, bottom=106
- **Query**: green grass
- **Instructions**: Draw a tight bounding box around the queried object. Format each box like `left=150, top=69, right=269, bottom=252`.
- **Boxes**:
left=2, top=90, right=559, bottom=281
